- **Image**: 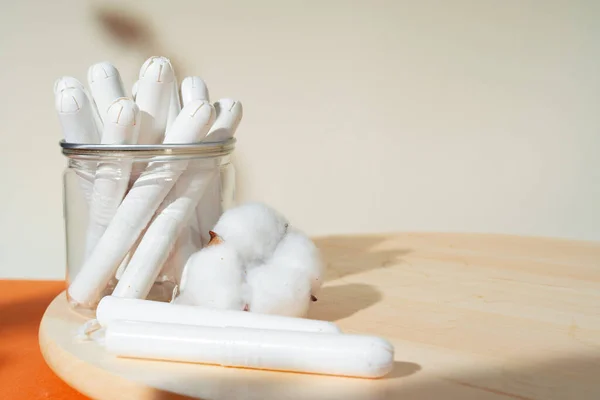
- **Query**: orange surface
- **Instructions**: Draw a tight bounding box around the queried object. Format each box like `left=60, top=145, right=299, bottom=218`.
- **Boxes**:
left=0, top=280, right=86, bottom=399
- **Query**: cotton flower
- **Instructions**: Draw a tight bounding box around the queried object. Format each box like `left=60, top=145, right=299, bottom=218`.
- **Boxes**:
left=270, top=228, right=324, bottom=298
left=175, top=202, right=324, bottom=318
left=244, top=262, right=312, bottom=317
left=211, top=202, right=289, bottom=266
left=174, top=242, right=245, bottom=310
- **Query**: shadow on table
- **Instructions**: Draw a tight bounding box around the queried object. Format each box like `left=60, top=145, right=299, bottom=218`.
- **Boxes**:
left=313, top=234, right=411, bottom=282
left=307, top=283, right=383, bottom=322
left=304, top=235, right=411, bottom=322
left=148, top=353, right=600, bottom=400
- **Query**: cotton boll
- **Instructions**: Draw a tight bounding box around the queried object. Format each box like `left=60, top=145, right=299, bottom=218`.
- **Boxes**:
left=212, top=202, right=289, bottom=266
left=175, top=243, right=245, bottom=310
left=245, top=263, right=312, bottom=317
left=271, top=229, right=324, bottom=297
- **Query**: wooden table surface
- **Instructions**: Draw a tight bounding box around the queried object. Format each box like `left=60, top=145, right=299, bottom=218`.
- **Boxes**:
left=7, top=233, right=600, bottom=399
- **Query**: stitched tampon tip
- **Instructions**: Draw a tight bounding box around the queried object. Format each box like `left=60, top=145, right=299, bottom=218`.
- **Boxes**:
left=205, top=99, right=243, bottom=141
left=215, top=99, right=242, bottom=114
left=56, top=87, right=85, bottom=113
left=139, top=56, right=174, bottom=83
left=181, top=76, right=209, bottom=104
left=54, top=76, right=85, bottom=94
left=88, top=62, right=119, bottom=83
left=107, top=98, right=139, bottom=126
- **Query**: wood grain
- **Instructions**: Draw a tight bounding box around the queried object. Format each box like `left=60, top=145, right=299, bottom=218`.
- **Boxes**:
left=39, top=233, right=600, bottom=399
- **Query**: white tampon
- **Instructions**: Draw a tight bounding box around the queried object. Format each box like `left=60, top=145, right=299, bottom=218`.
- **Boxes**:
left=195, top=167, right=224, bottom=245
left=98, top=98, right=140, bottom=145
left=204, top=99, right=243, bottom=142
left=87, top=62, right=126, bottom=125
left=85, top=98, right=140, bottom=257
left=160, top=72, right=208, bottom=278
left=196, top=99, right=243, bottom=244
left=115, top=226, right=146, bottom=281
left=180, top=76, right=209, bottom=104
left=131, top=80, right=138, bottom=100
left=55, top=84, right=100, bottom=204
left=166, top=76, right=181, bottom=133
left=112, top=165, right=216, bottom=299
left=128, top=57, right=175, bottom=185
left=55, top=87, right=100, bottom=144
left=157, top=224, right=199, bottom=283
left=114, top=252, right=131, bottom=280
left=54, top=76, right=85, bottom=93
left=105, top=321, right=394, bottom=378
left=55, top=76, right=103, bottom=130
left=156, top=175, right=205, bottom=285
left=160, top=100, right=214, bottom=143
left=97, top=296, right=340, bottom=333
left=67, top=100, right=214, bottom=307
left=166, top=76, right=209, bottom=261
left=135, top=56, right=174, bottom=144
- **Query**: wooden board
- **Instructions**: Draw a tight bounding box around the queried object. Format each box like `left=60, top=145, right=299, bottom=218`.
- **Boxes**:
left=39, top=233, right=600, bottom=400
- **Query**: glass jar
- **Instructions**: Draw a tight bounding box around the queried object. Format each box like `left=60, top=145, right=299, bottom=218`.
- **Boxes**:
left=61, top=140, right=236, bottom=315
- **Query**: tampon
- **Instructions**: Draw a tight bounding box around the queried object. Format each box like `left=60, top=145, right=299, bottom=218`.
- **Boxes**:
left=135, top=56, right=174, bottom=144
left=128, top=57, right=175, bottom=186
left=172, top=76, right=212, bottom=250
left=195, top=167, right=224, bottom=245
left=55, top=76, right=103, bottom=131
left=154, top=177, right=204, bottom=285
left=166, top=76, right=181, bottom=133
left=96, top=296, right=340, bottom=333
left=99, top=98, right=140, bottom=145
left=54, top=76, right=85, bottom=93
left=112, top=165, right=216, bottom=299
left=196, top=99, right=243, bottom=244
left=55, top=87, right=100, bottom=144
left=105, top=321, right=394, bottom=378
left=157, top=224, right=199, bottom=283
left=131, top=80, right=138, bottom=100
left=180, top=76, right=209, bottom=104
left=54, top=84, right=101, bottom=204
left=67, top=100, right=214, bottom=307
left=115, top=231, right=143, bottom=281
left=205, top=99, right=243, bottom=142
left=159, top=100, right=214, bottom=143
left=160, top=77, right=207, bottom=282
left=87, top=62, right=126, bottom=125
left=114, top=251, right=131, bottom=280
left=85, top=98, right=140, bottom=257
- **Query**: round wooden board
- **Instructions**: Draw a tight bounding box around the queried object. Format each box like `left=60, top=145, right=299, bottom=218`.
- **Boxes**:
left=40, top=233, right=600, bottom=400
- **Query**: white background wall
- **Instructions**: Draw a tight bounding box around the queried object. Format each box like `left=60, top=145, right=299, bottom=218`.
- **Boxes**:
left=0, top=0, right=598, bottom=279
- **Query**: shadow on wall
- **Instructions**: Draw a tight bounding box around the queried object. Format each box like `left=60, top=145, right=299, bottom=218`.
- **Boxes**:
left=92, top=6, right=189, bottom=77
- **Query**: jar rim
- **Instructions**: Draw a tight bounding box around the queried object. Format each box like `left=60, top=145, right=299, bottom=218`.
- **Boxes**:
left=60, top=138, right=236, bottom=157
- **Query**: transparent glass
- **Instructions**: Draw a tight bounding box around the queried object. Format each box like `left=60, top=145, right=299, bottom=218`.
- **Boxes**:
left=61, top=141, right=236, bottom=315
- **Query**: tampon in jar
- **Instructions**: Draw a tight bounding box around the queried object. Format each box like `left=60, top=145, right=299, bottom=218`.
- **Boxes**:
left=61, top=139, right=236, bottom=314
